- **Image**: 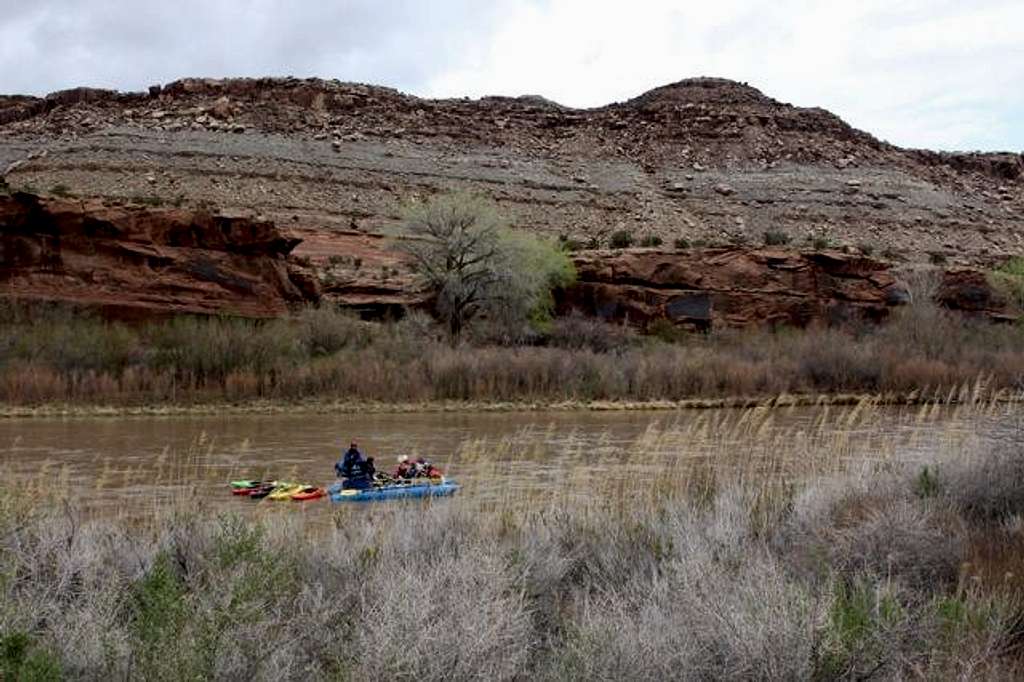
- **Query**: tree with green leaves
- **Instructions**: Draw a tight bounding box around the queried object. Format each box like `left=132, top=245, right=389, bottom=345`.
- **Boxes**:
left=400, top=192, right=575, bottom=343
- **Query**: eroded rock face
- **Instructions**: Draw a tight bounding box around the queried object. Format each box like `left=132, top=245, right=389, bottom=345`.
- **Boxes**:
left=563, top=248, right=911, bottom=330
left=0, top=192, right=318, bottom=317
left=936, top=269, right=1017, bottom=322
left=0, top=192, right=1015, bottom=328
left=1, top=76, right=1022, bottom=268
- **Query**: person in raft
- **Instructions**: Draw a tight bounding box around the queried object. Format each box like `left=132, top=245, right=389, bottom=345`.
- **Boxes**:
left=336, top=441, right=373, bottom=489
left=394, top=455, right=443, bottom=480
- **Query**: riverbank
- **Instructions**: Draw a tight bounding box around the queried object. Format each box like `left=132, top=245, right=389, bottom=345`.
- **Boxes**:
left=3, top=429, right=1023, bottom=679
left=3, top=388, right=1024, bottom=419
left=2, top=297, right=1023, bottom=410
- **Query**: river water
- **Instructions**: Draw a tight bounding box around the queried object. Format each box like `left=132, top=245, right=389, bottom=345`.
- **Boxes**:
left=2, top=402, right=1021, bottom=518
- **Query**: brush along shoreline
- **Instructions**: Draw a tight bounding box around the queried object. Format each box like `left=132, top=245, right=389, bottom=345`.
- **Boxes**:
left=2, top=388, right=1023, bottom=419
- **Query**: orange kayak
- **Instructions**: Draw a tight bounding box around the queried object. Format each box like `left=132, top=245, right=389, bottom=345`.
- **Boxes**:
left=290, top=486, right=326, bottom=501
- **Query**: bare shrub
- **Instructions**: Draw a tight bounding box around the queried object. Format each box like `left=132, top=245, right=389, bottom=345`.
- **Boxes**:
left=353, top=550, right=532, bottom=680
left=297, top=305, right=369, bottom=356
left=544, top=312, right=636, bottom=353
left=942, top=446, right=1024, bottom=524
left=540, top=504, right=816, bottom=680
left=780, top=478, right=964, bottom=589
left=790, top=329, right=882, bottom=390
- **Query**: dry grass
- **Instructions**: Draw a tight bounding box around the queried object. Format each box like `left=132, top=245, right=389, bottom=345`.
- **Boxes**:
left=3, top=401, right=1024, bottom=679
left=1, top=297, right=1023, bottom=408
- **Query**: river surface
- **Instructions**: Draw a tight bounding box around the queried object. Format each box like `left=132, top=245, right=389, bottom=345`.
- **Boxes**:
left=2, top=402, right=1021, bottom=518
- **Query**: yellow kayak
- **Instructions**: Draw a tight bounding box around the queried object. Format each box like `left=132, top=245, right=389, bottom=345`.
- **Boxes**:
left=267, top=483, right=303, bottom=501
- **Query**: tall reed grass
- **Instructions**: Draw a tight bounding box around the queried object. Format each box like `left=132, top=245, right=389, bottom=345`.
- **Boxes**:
left=1, top=298, right=1022, bottom=407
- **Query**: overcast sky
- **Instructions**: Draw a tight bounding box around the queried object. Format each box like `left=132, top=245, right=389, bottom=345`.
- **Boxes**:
left=1, top=0, right=1021, bottom=152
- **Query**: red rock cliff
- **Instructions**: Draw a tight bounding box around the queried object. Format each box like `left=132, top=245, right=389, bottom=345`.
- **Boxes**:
left=0, top=192, right=319, bottom=317
left=563, top=248, right=911, bottom=330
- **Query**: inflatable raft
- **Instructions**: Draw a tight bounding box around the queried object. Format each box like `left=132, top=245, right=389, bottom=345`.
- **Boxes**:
left=328, top=479, right=459, bottom=503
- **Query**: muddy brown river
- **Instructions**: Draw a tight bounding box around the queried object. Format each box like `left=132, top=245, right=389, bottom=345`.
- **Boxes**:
left=1, top=402, right=1021, bottom=518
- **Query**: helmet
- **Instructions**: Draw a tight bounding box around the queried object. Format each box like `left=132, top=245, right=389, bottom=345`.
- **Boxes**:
left=397, top=455, right=409, bottom=463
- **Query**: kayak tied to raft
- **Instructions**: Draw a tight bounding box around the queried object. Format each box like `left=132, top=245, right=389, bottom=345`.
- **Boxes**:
left=228, top=458, right=458, bottom=502
left=228, top=478, right=457, bottom=502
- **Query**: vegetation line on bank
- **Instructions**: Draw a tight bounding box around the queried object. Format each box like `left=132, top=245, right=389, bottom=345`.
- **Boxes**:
left=2, top=388, right=1024, bottom=419
left=2, top=270, right=1024, bottom=409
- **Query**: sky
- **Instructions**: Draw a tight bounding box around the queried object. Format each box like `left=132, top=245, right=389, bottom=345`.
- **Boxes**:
left=1, top=0, right=1021, bottom=152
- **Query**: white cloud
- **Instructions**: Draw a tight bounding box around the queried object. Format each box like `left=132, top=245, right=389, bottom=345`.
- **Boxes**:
left=424, top=0, right=1024, bottom=151
left=0, top=0, right=1020, bottom=151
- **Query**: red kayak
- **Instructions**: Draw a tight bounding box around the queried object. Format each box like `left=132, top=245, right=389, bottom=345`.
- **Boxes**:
left=290, top=486, right=326, bottom=501
left=234, top=481, right=276, bottom=497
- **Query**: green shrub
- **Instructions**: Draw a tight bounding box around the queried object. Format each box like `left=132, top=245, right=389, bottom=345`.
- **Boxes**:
left=647, top=318, right=686, bottom=344
left=997, top=256, right=1024, bottom=279
left=132, top=195, right=165, bottom=207
left=639, top=234, right=663, bottom=247
left=673, top=237, right=691, bottom=249
left=989, top=257, right=1024, bottom=311
left=811, top=236, right=832, bottom=250
left=400, top=193, right=576, bottom=342
left=50, top=183, right=73, bottom=198
left=857, top=243, right=875, bottom=257
left=129, top=552, right=190, bottom=679
left=608, top=230, right=634, bottom=249
left=0, top=631, right=62, bottom=682
left=816, top=580, right=906, bottom=679
left=914, top=465, right=941, bottom=498
left=929, top=252, right=948, bottom=265
left=763, top=230, right=791, bottom=246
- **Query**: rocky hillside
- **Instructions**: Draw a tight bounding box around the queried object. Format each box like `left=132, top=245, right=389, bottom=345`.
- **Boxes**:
left=1, top=76, right=1022, bottom=278
left=1, top=76, right=1021, bottom=327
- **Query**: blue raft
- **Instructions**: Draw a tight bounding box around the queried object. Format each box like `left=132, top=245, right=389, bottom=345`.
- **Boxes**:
left=328, top=479, right=460, bottom=503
